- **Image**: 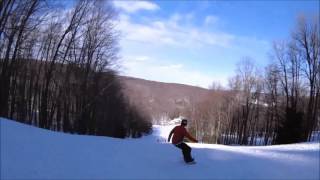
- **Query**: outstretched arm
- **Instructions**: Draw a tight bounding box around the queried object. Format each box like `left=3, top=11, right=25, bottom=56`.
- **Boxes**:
left=186, top=131, right=198, bottom=143
left=168, top=129, right=174, bottom=142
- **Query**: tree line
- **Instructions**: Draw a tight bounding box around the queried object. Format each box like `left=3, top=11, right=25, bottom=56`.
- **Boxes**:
left=0, top=0, right=151, bottom=138
left=185, top=15, right=319, bottom=145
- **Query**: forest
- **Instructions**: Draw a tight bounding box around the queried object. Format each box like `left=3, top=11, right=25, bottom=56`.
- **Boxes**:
left=0, top=0, right=151, bottom=138
left=184, top=15, right=319, bottom=145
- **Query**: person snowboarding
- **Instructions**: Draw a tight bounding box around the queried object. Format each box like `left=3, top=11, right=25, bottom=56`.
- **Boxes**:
left=168, top=119, right=198, bottom=164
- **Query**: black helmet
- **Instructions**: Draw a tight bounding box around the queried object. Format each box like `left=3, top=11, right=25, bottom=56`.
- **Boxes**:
left=181, top=119, right=188, bottom=126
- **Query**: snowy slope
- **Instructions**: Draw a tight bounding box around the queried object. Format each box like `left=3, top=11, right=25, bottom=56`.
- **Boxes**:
left=1, top=118, right=319, bottom=179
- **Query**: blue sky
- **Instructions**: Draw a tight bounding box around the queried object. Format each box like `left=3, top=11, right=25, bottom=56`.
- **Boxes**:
left=112, top=0, right=319, bottom=88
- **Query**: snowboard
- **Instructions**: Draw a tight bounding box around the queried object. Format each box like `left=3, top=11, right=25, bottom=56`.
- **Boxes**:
left=186, top=160, right=196, bottom=165
left=183, top=161, right=197, bottom=165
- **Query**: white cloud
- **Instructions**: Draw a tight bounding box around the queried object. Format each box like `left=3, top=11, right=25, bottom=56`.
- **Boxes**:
left=117, top=14, right=235, bottom=48
left=134, top=56, right=150, bottom=61
left=122, top=55, right=151, bottom=62
left=115, top=10, right=269, bottom=89
left=204, top=15, right=219, bottom=26
left=159, top=64, right=183, bottom=70
left=120, top=56, right=227, bottom=88
left=113, top=1, right=159, bottom=13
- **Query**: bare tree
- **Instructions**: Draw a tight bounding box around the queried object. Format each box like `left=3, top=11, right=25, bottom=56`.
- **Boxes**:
left=292, top=15, right=320, bottom=140
left=264, top=64, right=281, bottom=144
left=0, top=0, right=151, bottom=139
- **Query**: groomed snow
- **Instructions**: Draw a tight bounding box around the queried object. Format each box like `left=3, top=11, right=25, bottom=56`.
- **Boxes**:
left=1, top=118, right=319, bottom=179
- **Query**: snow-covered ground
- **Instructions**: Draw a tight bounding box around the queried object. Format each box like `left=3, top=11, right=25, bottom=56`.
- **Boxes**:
left=1, top=118, right=319, bottom=179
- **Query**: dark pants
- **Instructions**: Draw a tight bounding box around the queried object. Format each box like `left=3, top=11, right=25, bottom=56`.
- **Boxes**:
left=175, top=142, right=193, bottom=163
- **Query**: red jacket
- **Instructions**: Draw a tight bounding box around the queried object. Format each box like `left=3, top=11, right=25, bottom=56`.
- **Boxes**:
left=168, top=125, right=198, bottom=144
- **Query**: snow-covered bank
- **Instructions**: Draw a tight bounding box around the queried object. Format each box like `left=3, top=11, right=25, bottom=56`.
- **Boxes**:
left=1, top=118, right=319, bottom=179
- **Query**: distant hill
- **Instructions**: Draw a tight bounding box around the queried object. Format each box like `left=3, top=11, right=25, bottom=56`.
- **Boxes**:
left=119, top=76, right=210, bottom=121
